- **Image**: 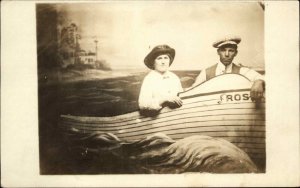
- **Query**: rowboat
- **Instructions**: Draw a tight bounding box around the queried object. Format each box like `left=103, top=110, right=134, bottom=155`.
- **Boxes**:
left=60, top=73, right=265, bottom=164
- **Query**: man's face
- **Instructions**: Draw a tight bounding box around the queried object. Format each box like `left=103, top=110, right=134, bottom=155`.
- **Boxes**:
left=154, top=54, right=170, bottom=74
left=217, top=47, right=238, bottom=66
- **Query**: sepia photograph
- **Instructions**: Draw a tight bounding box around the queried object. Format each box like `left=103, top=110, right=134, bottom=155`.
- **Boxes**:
left=37, top=1, right=265, bottom=174
left=1, top=0, right=299, bottom=187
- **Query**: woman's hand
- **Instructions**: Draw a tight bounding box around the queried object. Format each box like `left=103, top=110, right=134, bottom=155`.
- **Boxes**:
left=168, top=96, right=183, bottom=107
left=161, top=96, right=182, bottom=108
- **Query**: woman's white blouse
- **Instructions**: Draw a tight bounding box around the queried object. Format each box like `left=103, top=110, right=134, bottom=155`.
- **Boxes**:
left=138, top=70, right=183, bottom=111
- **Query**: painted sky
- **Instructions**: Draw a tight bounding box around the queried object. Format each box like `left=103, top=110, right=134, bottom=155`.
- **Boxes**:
left=57, top=1, right=264, bottom=70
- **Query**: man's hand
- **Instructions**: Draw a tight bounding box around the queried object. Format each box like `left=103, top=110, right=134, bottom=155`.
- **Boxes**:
left=250, top=80, right=265, bottom=101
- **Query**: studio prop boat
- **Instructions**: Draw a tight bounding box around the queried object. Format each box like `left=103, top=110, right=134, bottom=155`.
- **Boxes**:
left=60, top=73, right=265, bottom=163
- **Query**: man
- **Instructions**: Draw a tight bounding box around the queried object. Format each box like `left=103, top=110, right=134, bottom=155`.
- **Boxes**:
left=191, top=37, right=265, bottom=101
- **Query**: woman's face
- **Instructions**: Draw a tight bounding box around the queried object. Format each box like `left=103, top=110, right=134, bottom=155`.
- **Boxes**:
left=154, top=54, right=170, bottom=74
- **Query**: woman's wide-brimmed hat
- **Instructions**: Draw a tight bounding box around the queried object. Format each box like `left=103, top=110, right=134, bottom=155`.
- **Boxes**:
left=144, top=45, right=176, bottom=69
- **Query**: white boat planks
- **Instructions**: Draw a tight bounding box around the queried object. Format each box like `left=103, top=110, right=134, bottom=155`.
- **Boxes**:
left=60, top=74, right=265, bottom=161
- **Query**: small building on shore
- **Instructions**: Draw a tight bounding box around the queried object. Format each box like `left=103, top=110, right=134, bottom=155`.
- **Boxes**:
left=75, top=50, right=96, bottom=65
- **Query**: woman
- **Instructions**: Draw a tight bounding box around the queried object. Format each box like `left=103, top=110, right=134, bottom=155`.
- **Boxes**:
left=138, top=45, right=183, bottom=113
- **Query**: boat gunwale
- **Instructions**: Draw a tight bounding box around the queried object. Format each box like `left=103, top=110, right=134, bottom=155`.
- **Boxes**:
left=61, top=100, right=265, bottom=125
left=181, top=73, right=252, bottom=94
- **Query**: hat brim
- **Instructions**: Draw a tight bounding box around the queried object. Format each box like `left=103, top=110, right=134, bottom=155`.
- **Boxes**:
left=213, top=38, right=241, bottom=48
left=144, top=48, right=175, bottom=70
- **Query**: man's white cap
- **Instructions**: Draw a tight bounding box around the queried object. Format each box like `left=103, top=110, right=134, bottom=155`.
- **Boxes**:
left=213, top=36, right=241, bottom=48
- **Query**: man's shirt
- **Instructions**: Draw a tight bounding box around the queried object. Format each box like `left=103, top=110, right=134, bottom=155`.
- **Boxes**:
left=192, top=62, right=265, bottom=87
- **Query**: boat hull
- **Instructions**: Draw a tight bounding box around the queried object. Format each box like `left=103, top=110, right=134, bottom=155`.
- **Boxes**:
left=60, top=74, right=265, bottom=163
